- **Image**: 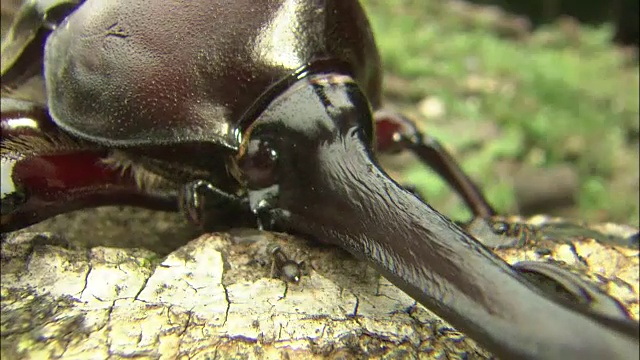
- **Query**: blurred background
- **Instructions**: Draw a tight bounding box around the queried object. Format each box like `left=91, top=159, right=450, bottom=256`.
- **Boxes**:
left=2, top=0, right=638, bottom=228
left=361, top=0, right=639, bottom=225
left=462, top=0, right=638, bottom=47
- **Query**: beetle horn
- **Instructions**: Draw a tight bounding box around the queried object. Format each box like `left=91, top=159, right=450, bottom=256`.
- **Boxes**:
left=234, top=73, right=639, bottom=359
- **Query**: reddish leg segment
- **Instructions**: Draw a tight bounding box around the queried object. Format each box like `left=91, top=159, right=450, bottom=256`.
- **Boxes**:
left=374, top=110, right=496, bottom=218
left=1, top=98, right=178, bottom=232
left=1, top=99, right=495, bottom=232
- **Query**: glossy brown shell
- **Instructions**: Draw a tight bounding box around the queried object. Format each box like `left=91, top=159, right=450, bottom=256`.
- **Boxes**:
left=44, top=0, right=382, bottom=149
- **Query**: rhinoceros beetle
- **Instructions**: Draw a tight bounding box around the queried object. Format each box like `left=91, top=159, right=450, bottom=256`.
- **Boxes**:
left=1, top=1, right=638, bottom=359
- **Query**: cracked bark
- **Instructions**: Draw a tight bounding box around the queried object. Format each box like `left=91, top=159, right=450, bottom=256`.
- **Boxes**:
left=1, top=3, right=638, bottom=358
left=1, top=210, right=638, bottom=360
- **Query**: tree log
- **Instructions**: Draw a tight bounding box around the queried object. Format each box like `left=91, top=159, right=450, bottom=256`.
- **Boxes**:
left=2, top=213, right=638, bottom=359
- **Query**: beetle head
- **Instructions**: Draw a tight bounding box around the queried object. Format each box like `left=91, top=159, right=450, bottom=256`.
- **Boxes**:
left=231, top=73, right=434, bottom=254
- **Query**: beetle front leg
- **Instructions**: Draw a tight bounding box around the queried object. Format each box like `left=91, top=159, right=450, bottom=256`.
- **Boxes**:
left=180, top=180, right=255, bottom=231
left=374, top=110, right=496, bottom=219
left=512, top=260, right=634, bottom=322
left=181, top=181, right=302, bottom=280
left=0, top=98, right=179, bottom=233
left=0, top=151, right=180, bottom=233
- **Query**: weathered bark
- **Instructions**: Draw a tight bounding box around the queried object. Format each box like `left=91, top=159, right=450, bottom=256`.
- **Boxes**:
left=1, top=212, right=638, bottom=360
left=1, top=2, right=637, bottom=358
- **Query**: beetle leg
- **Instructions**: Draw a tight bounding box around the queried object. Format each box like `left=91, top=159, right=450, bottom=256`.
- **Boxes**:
left=180, top=180, right=254, bottom=232
left=374, top=110, right=496, bottom=218
left=1, top=98, right=177, bottom=233
left=513, top=260, right=633, bottom=322
left=463, top=216, right=536, bottom=249
left=180, top=181, right=301, bottom=277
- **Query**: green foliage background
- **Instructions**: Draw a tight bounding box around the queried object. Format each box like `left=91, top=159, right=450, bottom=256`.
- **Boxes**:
left=360, top=0, right=639, bottom=225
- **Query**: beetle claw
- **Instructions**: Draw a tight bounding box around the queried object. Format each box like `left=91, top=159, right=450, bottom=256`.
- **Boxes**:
left=464, top=217, right=535, bottom=249
left=254, top=203, right=277, bottom=232
left=513, top=260, right=634, bottom=322
left=180, top=180, right=253, bottom=231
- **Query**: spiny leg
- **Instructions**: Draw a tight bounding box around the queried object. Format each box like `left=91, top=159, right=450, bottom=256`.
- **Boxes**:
left=181, top=182, right=302, bottom=280
left=1, top=98, right=254, bottom=233
left=512, top=260, right=633, bottom=322
left=0, top=98, right=180, bottom=232
left=374, top=109, right=496, bottom=218
left=180, top=179, right=254, bottom=232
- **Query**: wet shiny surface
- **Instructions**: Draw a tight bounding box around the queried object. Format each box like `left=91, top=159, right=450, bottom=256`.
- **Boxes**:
left=2, top=1, right=638, bottom=357
left=240, top=76, right=640, bottom=359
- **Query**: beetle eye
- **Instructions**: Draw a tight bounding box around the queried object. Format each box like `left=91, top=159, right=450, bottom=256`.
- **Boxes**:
left=238, top=138, right=279, bottom=189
